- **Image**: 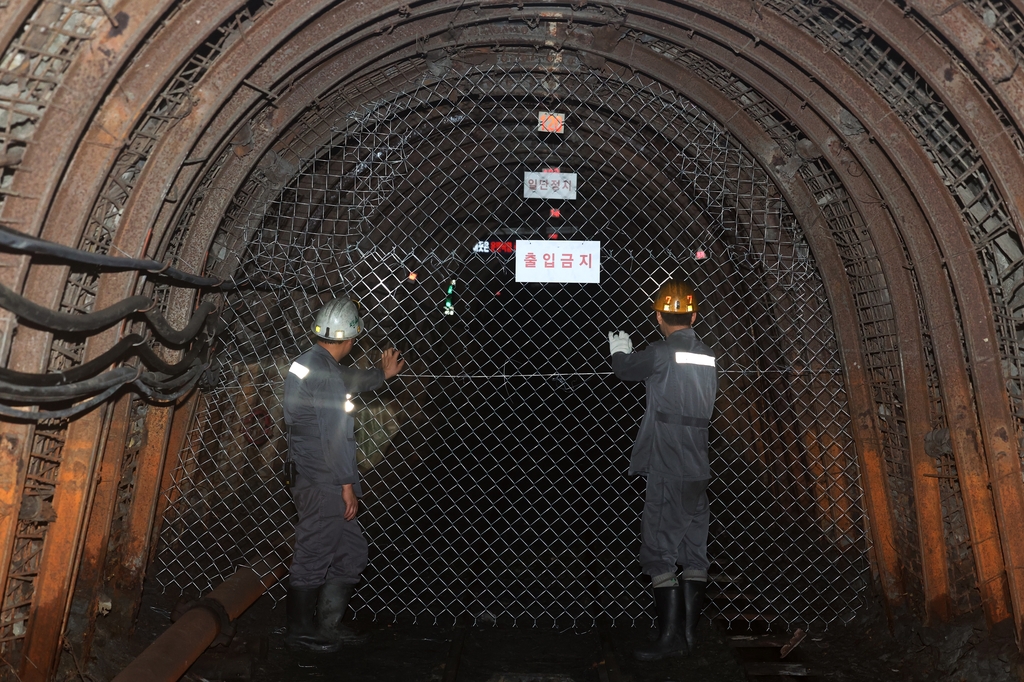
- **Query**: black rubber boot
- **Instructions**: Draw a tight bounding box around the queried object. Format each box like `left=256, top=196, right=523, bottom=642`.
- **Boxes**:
left=285, top=585, right=340, bottom=653
left=682, top=579, right=706, bottom=653
left=318, top=580, right=370, bottom=645
left=634, top=586, right=687, bottom=661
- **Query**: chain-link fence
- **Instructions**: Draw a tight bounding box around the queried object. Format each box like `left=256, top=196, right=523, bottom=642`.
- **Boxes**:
left=154, top=56, right=869, bottom=630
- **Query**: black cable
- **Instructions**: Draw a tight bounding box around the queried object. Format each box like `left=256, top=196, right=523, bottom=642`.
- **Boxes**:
left=0, top=360, right=205, bottom=419
left=0, top=223, right=221, bottom=288
left=0, top=280, right=218, bottom=346
left=136, top=339, right=211, bottom=376
left=0, top=382, right=127, bottom=421
left=0, top=334, right=146, bottom=386
left=0, top=280, right=152, bottom=332
left=140, top=360, right=206, bottom=391
left=0, top=366, right=140, bottom=402
left=0, top=334, right=213, bottom=387
left=144, top=301, right=217, bottom=346
left=132, top=368, right=204, bottom=402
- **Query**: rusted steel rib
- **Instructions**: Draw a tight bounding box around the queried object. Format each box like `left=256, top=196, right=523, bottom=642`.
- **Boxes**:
left=638, top=0, right=1010, bottom=627
left=105, top=406, right=174, bottom=635
left=17, top=403, right=111, bottom=682
left=0, top=0, right=170, bottom=277
left=0, top=1, right=40, bottom=59
left=64, top=394, right=136, bottom=664
left=147, top=393, right=202, bottom=571
left=840, top=0, right=1024, bottom=266
left=111, top=558, right=287, bottom=682
left=907, top=0, right=1024, bottom=142
left=677, top=0, right=1024, bottom=641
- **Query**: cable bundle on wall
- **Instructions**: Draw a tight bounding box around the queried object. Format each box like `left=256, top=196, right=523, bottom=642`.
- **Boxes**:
left=0, top=223, right=227, bottom=421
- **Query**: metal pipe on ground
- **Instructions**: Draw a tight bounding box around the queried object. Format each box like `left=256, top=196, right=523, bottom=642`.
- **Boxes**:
left=112, top=558, right=287, bottom=682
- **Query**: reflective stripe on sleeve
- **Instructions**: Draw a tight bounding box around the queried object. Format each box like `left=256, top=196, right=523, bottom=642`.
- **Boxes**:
left=289, top=362, right=310, bottom=379
left=675, top=352, right=715, bottom=367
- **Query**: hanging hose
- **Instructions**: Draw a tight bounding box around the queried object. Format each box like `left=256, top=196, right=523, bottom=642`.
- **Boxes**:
left=0, top=358, right=206, bottom=419
left=0, top=359, right=212, bottom=403
left=143, top=301, right=218, bottom=346
left=140, top=359, right=208, bottom=391
left=0, top=367, right=140, bottom=402
left=0, top=281, right=152, bottom=333
left=136, top=339, right=211, bottom=377
left=0, top=334, right=213, bottom=387
left=133, top=367, right=206, bottom=403
left=0, top=280, right=218, bottom=345
left=0, top=382, right=129, bottom=421
left=0, top=227, right=229, bottom=419
left=0, top=223, right=223, bottom=288
left=0, top=334, right=146, bottom=386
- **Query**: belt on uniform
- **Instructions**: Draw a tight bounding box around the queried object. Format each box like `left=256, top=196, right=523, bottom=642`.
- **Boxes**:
left=655, top=411, right=709, bottom=429
left=287, top=424, right=320, bottom=437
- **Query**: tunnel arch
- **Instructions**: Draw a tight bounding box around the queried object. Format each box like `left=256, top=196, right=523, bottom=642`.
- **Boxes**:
left=152, top=52, right=868, bottom=632
left=1, top=2, right=1024, bottom=679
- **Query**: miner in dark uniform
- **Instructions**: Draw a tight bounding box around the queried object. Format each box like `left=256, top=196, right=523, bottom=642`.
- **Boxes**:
left=608, top=280, right=717, bottom=661
left=282, top=296, right=404, bottom=652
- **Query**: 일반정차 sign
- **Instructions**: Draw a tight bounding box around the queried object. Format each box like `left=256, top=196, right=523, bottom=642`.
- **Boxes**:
left=523, top=172, right=577, bottom=200
left=515, top=240, right=600, bottom=284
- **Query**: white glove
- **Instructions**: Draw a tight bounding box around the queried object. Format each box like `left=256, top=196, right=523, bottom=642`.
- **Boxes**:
left=608, top=331, right=633, bottom=356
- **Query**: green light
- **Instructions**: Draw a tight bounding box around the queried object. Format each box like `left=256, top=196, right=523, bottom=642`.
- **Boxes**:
left=444, top=278, right=456, bottom=316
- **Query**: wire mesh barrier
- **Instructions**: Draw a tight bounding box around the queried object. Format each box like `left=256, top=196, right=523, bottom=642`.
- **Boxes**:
left=154, top=55, right=869, bottom=630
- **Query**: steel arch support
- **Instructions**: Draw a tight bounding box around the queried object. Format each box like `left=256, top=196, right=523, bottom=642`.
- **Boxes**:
left=906, top=0, right=1024, bottom=140
left=147, top=393, right=202, bottom=573
left=594, top=43, right=905, bottom=609
left=193, top=16, right=907, bottom=608
left=674, top=0, right=1024, bottom=642
left=0, top=1, right=41, bottom=61
left=104, top=405, right=174, bottom=637
left=63, top=394, right=135, bottom=667
left=17, top=405, right=111, bottom=681
left=838, top=0, right=1024, bottom=266
left=670, top=21, right=1009, bottom=625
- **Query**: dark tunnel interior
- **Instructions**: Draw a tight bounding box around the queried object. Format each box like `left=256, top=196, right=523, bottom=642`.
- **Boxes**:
left=4, top=2, right=1024, bottom=681
left=150, top=54, right=863, bottom=627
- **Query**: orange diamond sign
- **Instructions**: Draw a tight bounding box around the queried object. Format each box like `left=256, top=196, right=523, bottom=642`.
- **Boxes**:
left=538, top=111, right=565, bottom=133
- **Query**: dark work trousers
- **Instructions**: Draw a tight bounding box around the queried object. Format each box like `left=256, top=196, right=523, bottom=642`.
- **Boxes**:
left=289, top=477, right=368, bottom=589
left=638, top=474, right=710, bottom=578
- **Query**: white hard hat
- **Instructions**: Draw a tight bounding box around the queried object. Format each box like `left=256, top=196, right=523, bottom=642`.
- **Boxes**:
left=311, top=297, right=364, bottom=340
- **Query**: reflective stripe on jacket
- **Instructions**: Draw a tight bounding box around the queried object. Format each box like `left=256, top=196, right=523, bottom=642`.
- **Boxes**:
left=611, top=328, right=718, bottom=480
left=282, top=344, right=384, bottom=494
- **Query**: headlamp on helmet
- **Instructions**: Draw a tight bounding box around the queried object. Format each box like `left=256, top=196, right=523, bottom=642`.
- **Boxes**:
left=311, top=297, right=364, bottom=341
left=652, top=280, right=699, bottom=314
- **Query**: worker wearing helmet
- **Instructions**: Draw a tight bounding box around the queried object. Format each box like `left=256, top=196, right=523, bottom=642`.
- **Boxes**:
left=608, top=280, right=717, bottom=661
left=282, top=296, right=405, bottom=652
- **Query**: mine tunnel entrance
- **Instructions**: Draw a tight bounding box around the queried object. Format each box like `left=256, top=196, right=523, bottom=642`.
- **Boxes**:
left=153, top=54, right=868, bottom=631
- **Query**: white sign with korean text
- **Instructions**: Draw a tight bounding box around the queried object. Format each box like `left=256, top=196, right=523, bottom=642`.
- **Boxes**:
left=523, top=172, right=577, bottom=200
left=515, top=240, right=600, bottom=284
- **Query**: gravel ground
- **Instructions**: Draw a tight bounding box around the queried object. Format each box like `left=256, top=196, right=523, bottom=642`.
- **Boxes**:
left=73, top=584, right=1024, bottom=682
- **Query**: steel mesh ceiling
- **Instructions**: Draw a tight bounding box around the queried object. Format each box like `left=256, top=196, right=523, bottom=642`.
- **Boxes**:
left=154, top=56, right=869, bottom=630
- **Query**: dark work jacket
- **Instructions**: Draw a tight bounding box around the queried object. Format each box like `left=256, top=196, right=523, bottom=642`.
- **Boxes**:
left=611, top=328, right=717, bottom=480
left=283, top=344, right=384, bottom=496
